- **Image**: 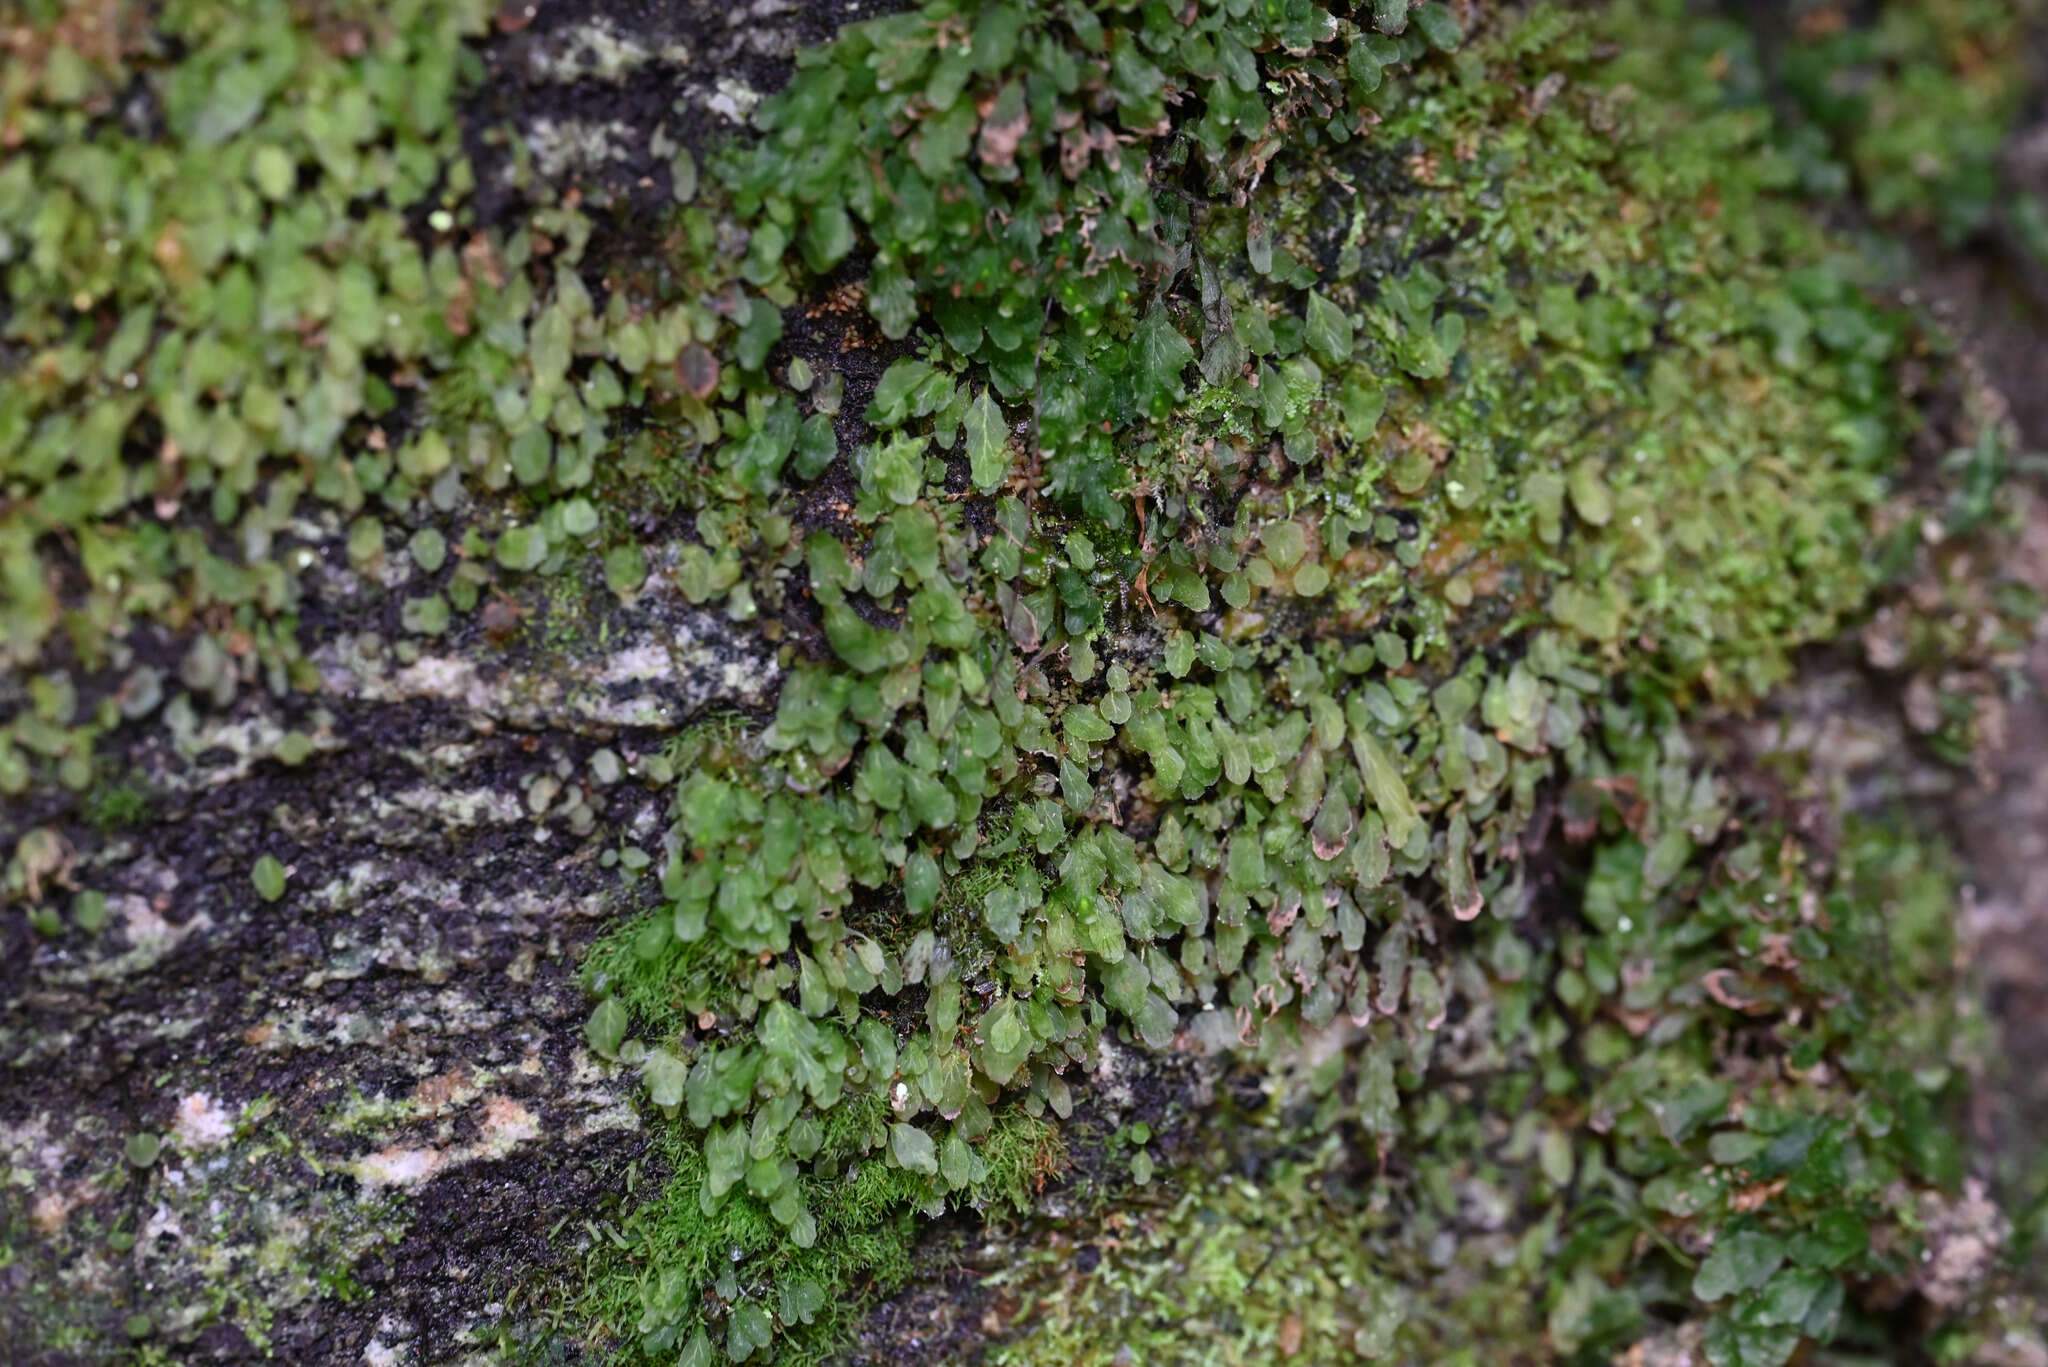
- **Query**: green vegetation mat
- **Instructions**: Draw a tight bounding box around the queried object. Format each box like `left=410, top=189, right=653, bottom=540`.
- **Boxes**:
left=4, top=0, right=2045, bottom=1362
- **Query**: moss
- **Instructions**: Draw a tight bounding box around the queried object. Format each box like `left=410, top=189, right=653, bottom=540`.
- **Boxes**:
left=565, top=3, right=2032, bottom=1359
left=78, top=776, right=152, bottom=833
left=3, top=0, right=2041, bottom=1362
left=0, top=1102, right=412, bottom=1360
left=987, top=816, right=1994, bottom=1367
left=570, top=1104, right=1061, bottom=1364
left=1763, top=0, right=2044, bottom=242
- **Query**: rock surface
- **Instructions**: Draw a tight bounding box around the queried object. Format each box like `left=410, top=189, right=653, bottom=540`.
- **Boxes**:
left=0, top=545, right=783, bottom=1361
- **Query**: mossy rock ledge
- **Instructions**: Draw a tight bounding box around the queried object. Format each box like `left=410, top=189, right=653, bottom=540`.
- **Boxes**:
left=4, top=1, right=2047, bottom=1364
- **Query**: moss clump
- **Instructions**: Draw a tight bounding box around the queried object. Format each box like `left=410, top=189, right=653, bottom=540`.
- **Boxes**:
left=985, top=813, right=1992, bottom=1367
left=573, top=1103, right=1061, bottom=1364
left=565, top=0, right=2032, bottom=1362
left=3, top=0, right=2039, bottom=1362
left=0, top=0, right=505, bottom=795
left=1763, top=0, right=2045, bottom=242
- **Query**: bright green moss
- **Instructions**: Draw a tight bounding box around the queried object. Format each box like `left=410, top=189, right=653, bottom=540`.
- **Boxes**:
left=573, top=1103, right=1061, bottom=1364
